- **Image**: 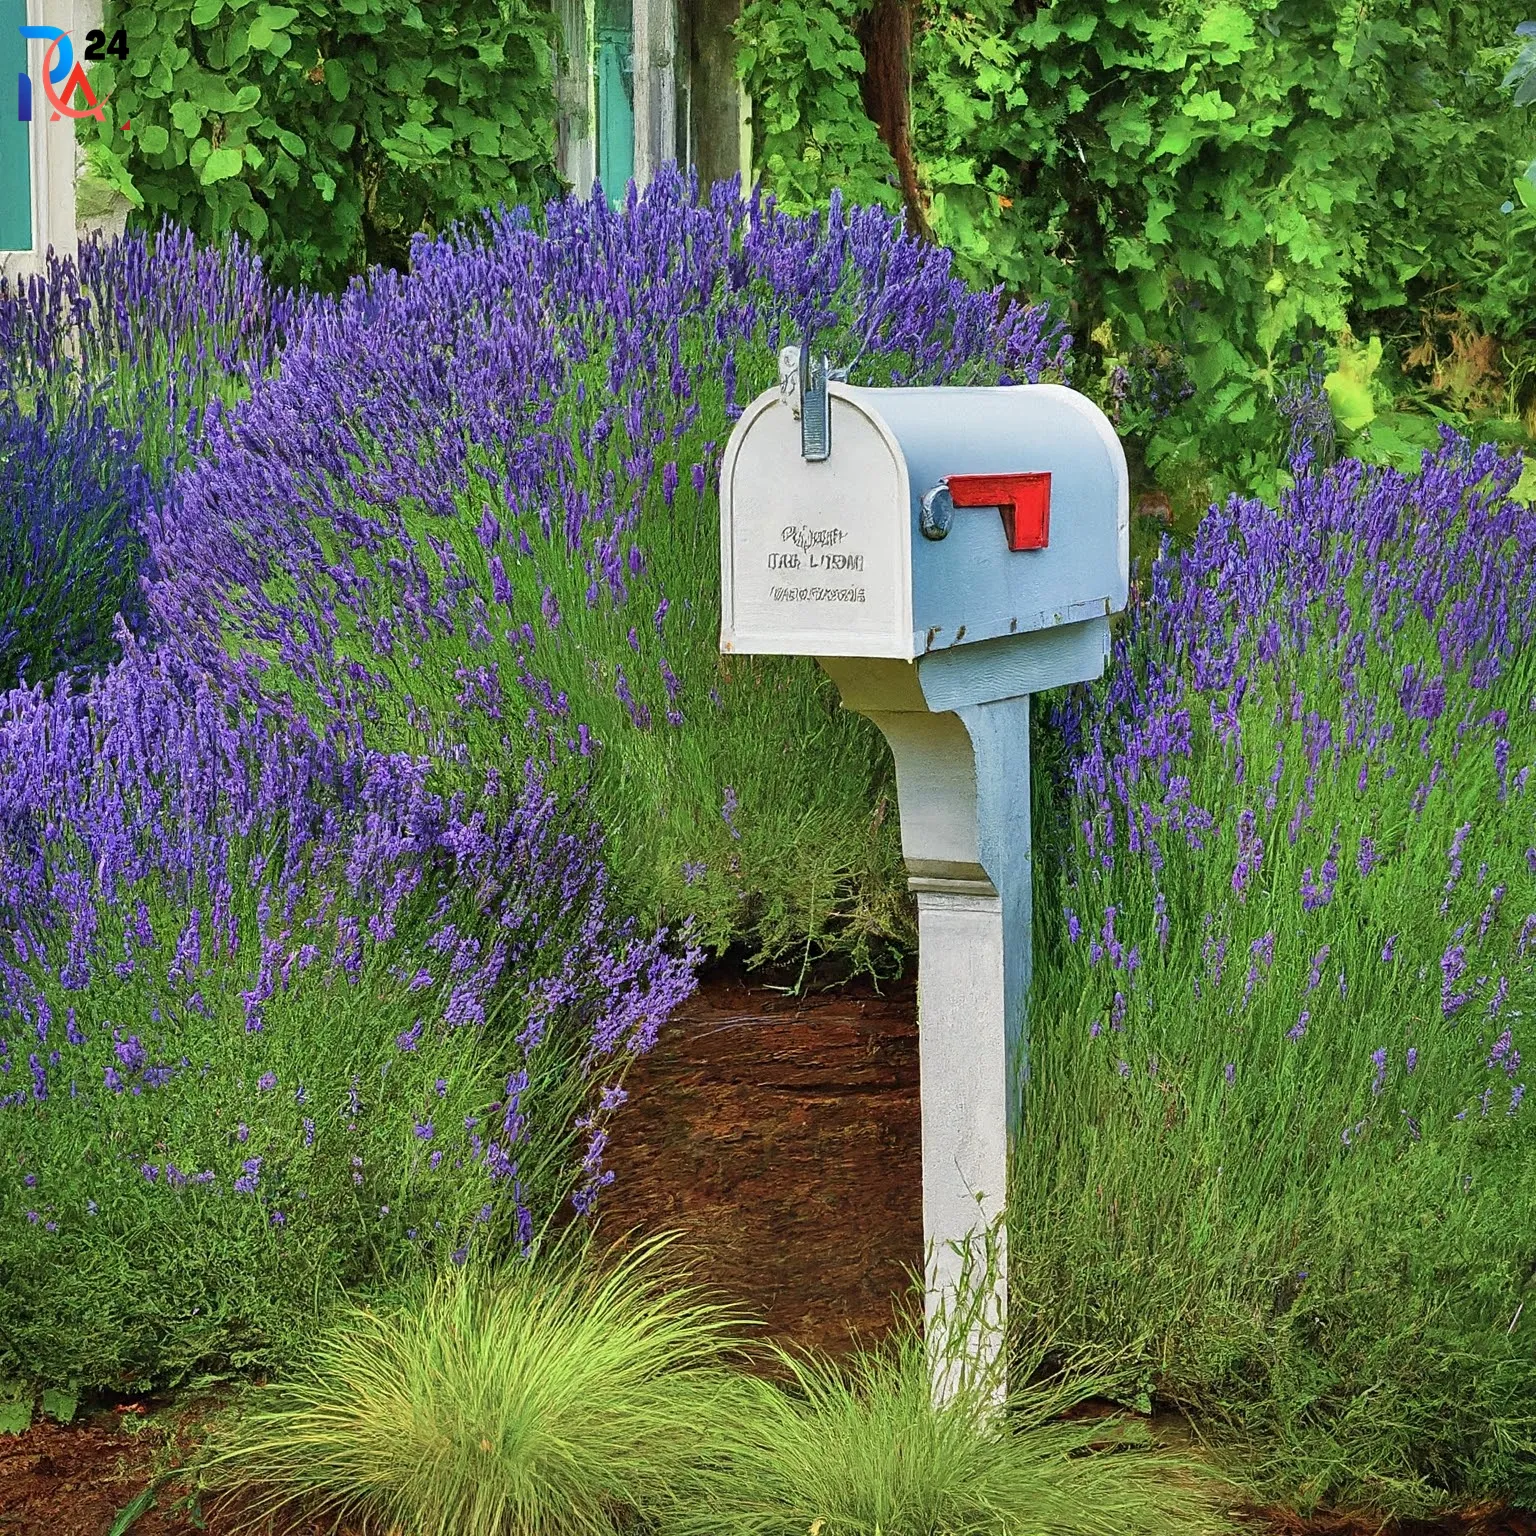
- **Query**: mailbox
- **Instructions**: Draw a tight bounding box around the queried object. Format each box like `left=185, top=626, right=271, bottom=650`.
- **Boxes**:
left=718, top=348, right=1130, bottom=1406
left=720, top=365, right=1128, bottom=681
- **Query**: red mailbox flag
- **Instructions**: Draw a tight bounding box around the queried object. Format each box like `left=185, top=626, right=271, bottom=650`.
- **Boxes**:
left=945, top=472, right=1051, bottom=551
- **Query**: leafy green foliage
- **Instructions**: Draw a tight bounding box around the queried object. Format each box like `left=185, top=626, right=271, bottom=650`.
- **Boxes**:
left=736, top=0, right=1536, bottom=509
left=734, top=0, right=899, bottom=214
left=83, top=0, right=562, bottom=288
left=1490, top=21, right=1536, bottom=360
left=1502, top=19, right=1536, bottom=106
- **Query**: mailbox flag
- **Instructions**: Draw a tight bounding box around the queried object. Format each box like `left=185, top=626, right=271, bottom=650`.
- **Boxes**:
left=945, top=473, right=1052, bottom=552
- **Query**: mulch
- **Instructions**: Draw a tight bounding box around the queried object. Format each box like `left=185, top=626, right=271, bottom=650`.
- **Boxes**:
left=0, top=1408, right=211, bottom=1536
left=596, top=954, right=926, bottom=1357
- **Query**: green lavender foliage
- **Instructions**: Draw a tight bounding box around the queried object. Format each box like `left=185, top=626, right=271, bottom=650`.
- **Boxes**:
left=1015, top=436, right=1536, bottom=1518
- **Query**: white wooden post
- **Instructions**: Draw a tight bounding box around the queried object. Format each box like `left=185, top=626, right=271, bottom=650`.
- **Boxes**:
left=820, top=661, right=1032, bottom=1402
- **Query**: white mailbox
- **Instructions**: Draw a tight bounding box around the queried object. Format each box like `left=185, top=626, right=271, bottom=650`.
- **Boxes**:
left=720, top=348, right=1129, bottom=1402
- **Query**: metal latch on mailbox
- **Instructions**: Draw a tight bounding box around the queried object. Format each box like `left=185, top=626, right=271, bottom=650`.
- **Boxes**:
left=920, top=473, right=1052, bottom=551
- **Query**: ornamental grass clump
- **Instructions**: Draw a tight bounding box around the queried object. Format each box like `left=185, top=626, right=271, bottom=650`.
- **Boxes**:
left=673, top=1333, right=1234, bottom=1536
left=146, top=170, right=1069, bottom=967
left=200, top=1245, right=1232, bottom=1536
left=0, top=638, right=696, bottom=1391
left=1018, top=433, right=1536, bottom=1516
left=198, top=1240, right=746, bottom=1536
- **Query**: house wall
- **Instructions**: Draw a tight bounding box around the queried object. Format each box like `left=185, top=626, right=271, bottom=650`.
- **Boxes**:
left=553, top=0, right=751, bottom=202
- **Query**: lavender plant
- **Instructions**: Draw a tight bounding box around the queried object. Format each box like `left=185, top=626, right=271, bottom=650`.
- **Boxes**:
left=144, top=170, right=1069, bottom=968
left=0, top=639, right=696, bottom=1391
left=0, top=224, right=298, bottom=485
left=0, top=393, right=152, bottom=689
left=0, top=227, right=298, bottom=690
left=1017, top=433, right=1536, bottom=1516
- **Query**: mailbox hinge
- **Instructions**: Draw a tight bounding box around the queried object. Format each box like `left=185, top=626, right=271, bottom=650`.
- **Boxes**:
left=778, top=341, right=843, bottom=463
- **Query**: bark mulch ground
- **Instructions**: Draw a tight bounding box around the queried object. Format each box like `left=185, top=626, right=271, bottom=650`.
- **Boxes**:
left=597, top=955, right=926, bottom=1356
left=3, top=1406, right=1535, bottom=1536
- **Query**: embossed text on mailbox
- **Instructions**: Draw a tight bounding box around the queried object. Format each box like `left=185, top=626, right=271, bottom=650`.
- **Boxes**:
left=720, top=386, right=914, bottom=658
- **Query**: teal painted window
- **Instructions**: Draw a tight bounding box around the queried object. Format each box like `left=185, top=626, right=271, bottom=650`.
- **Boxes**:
left=595, top=0, right=633, bottom=207
left=1, top=0, right=32, bottom=251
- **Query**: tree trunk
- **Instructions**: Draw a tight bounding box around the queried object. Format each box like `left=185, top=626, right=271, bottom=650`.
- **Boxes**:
left=856, top=0, right=930, bottom=239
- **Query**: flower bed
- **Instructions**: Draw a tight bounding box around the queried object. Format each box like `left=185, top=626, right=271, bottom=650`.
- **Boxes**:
left=1022, top=436, right=1536, bottom=1517
left=143, top=171, right=1067, bottom=968
left=0, top=639, right=694, bottom=1390
left=2, top=177, right=1535, bottom=1525
left=0, top=179, right=1065, bottom=1394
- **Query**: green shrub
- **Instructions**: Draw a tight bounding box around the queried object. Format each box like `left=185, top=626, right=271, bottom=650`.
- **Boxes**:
left=738, top=0, right=1536, bottom=506
left=0, top=644, right=694, bottom=1393
left=145, top=180, right=1067, bottom=971
left=83, top=0, right=561, bottom=289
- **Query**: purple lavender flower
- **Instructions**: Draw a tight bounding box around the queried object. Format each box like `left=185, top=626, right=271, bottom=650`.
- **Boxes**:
left=1441, top=944, right=1471, bottom=1016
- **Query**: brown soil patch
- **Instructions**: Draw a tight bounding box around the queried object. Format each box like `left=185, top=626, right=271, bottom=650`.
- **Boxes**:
left=596, top=958, right=925, bottom=1358
left=0, top=1404, right=351, bottom=1535
left=4, top=1407, right=1532, bottom=1536
left=0, top=1411, right=159, bottom=1536
left=0, top=1408, right=213, bottom=1536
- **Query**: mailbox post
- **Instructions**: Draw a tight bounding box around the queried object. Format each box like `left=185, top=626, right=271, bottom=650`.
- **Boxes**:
left=719, top=348, right=1129, bottom=1401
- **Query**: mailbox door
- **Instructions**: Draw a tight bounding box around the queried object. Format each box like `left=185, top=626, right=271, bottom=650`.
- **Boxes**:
left=720, top=387, right=916, bottom=658
left=843, top=383, right=1129, bottom=655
